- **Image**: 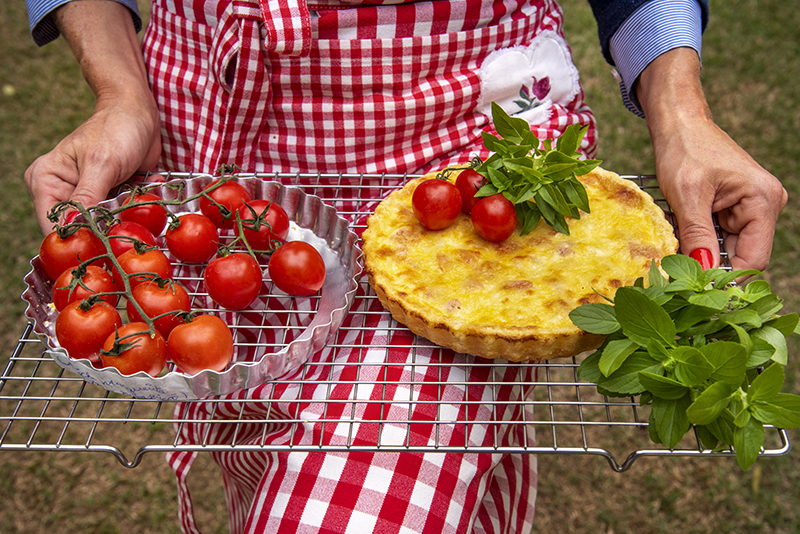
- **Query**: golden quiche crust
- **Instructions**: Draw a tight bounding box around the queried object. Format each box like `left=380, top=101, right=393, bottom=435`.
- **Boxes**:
left=362, top=167, right=679, bottom=361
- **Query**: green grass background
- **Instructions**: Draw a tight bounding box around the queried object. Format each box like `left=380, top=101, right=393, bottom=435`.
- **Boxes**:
left=1, top=0, right=799, bottom=532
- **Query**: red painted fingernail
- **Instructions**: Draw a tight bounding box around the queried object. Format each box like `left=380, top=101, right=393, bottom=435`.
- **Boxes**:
left=63, top=210, right=79, bottom=224
left=689, top=248, right=714, bottom=270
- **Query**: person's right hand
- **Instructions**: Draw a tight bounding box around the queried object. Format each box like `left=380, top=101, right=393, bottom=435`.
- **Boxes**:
left=25, top=92, right=161, bottom=234
left=24, top=0, right=161, bottom=234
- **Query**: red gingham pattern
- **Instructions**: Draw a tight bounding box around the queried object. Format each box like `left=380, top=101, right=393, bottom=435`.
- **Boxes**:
left=143, top=0, right=597, bottom=175
left=140, top=0, right=598, bottom=532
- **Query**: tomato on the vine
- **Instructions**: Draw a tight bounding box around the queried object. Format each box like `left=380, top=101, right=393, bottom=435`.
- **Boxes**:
left=199, top=179, right=252, bottom=229
left=126, top=278, right=192, bottom=337
left=164, top=213, right=219, bottom=264
left=455, top=169, right=485, bottom=214
left=234, top=200, right=290, bottom=252
left=39, top=227, right=107, bottom=281
left=411, top=179, right=462, bottom=230
left=203, top=253, right=262, bottom=309
left=107, top=221, right=158, bottom=257
left=112, top=246, right=173, bottom=290
left=268, top=241, right=326, bottom=296
left=471, top=193, right=518, bottom=242
left=53, top=264, right=118, bottom=311
left=55, top=299, right=122, bottom=364
left=167, top=314, right=234, bottom=375
left=120, top=192, right=169, bottom=237
left=100, top=322, right=168, bottom=377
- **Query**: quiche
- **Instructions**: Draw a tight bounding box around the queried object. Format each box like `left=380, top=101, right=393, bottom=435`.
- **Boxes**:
left=362, top=167, right=679, bottom=361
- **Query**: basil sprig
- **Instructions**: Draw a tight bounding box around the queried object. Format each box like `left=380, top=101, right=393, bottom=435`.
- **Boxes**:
left=474, top=102, right=601, bottom=235
left=569, top=254, right=800, bottom=470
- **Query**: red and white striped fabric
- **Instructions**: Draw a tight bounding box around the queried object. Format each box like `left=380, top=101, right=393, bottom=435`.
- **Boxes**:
left=141, top=0, right=597, bottom=532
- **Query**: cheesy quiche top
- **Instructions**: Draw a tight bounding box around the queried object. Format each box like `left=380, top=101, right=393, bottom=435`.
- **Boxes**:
left=362, top=167, right=680, bottom=361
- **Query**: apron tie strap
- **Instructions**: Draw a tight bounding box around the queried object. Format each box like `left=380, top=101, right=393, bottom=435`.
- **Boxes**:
left=198, top=0, right=311, bottom=171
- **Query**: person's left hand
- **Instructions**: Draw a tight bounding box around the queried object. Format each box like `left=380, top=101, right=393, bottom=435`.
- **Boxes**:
left=637, top=48, right=787, bottom=273
left=651, top=114, right=787, bottom=273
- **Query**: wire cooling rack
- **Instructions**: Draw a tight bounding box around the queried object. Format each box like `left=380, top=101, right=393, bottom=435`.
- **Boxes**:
left=0, top=173, right=792, bottom=471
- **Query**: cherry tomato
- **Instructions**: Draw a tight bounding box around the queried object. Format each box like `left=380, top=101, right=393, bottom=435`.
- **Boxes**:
left=204, top=253, right=262, bottom=309
left=471, top=194, right=518, bottom=242
left=411, top=179, right=462, bottom=230
left=455, top=169, right=485, bottom=214
left=268, top=241, right=326, bottom=296
left=39, top=227, right=107, bottom=281
left=167, top=314, right=234, bottom=375
left=234, top=200, right=290, bottom=252
left=120, top=192, right=169, bottom=237
left=165, top=213, right=219, bottom=264
left=199, top=179, right=252, bottom=229
left=100, top=322, right=167, bottom=377
left=126, top=279, right=192, bottom=338
left=112, top=247, right=173, bottom=291
left=53, top=264, right=118, bottom=312
left=55, top=299, right=122, bottom=364
left=107, top=221, right=158, bottom=257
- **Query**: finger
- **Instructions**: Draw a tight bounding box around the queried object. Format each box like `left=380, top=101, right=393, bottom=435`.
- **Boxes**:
left=24, top=158, right=78, bottom=234
left=670, top=195, right=720, bottom=270
left=718, top=211, right=776, bottom=272
left=67, top=163, right=123, bottom=214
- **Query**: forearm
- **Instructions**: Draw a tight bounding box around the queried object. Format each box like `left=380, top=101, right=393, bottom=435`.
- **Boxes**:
left=636, top=47, right=711, bottom=148
left=634, top=47, right=787, bottom=272
left=54, top=0, right=152, bottom=106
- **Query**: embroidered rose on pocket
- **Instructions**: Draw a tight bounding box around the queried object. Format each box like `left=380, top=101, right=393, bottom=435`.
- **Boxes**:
left=515, top=76, right=551, bottom=112
left=477, top=31, right=580, bottom=126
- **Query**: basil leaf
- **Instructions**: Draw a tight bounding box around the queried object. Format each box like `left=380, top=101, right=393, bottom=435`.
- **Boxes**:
left=714, top=269, right=761, bottom=289
left=700, top=342, right=747, bottom=387
left=646, top=338, right=671, bottom=362
left=648, top=261, right=669, bottom=288
left=555, top=123, right=580, bottom=155
left=490, top=102, right=531, bottom=143
left=750, top=294, right=784, bottom=318
left=748, top=336, right=777, bottom=368
left=743, top=280, right=773, bottom=302
left=577, top=351, right=603, bottom=384
left=747, top=363, right=784, bottom=403
left=561, top=180, right=590, bottom=214
left=599, top=338, right=639, bottom=376
left=687, top=289, right=730, bottom=311
left=569, top=303, right=619, bottom=334
left=661, top=254, right=702, bottom=282
left=763, top=313, right=800, bottom=338
left=650, top=394, right=692, bottom=449
left=639, top=372, right=689, bottom=400
left=673, top=304, right=717, bottom=333
left=733, top=416, right=765, bottom=471
left=750, top=326, right=788, bottom=365
left=597, top=352, right=662, bottom=396
left=614, top=287, right=676, bottom=348
left=672, top=346, right=715, bottom=386
left=750, top=393, right=800, bottom=429
left=720, top=308, right=763, bottom=329
left=573, top=159, right=602, bottom=177
left=686, top=381, right=734, bottom=425
left=705, top=410, right=736, bottom=446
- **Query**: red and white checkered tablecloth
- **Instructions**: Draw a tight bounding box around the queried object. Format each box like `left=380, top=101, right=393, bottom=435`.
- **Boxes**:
left=141, top=0, right=597, bottom=531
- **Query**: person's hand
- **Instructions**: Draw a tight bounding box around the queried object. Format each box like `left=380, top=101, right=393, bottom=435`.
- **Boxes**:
left=650, top=116, right=786, bottom=272
left=24, top=0, right=161, bottom=234
left=638, top=48, right=787, bottom=272
left=25, top=93, right=161, bottom=233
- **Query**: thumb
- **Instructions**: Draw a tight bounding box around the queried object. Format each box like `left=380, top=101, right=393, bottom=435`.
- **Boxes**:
left=672, top=202, right=720, bottom=271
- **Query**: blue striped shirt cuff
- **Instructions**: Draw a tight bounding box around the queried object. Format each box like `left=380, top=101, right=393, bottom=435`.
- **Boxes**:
left=609, top=0, right=703, bottom=117
left=26, top=0, right=142, bottom=46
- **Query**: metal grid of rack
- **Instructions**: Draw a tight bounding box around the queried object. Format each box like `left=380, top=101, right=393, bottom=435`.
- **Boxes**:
left=0, top=173, right=791, bottom=471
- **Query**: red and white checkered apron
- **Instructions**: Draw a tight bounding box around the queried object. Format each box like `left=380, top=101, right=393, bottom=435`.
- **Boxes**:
left=141, top=1, right=597, bottom=532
